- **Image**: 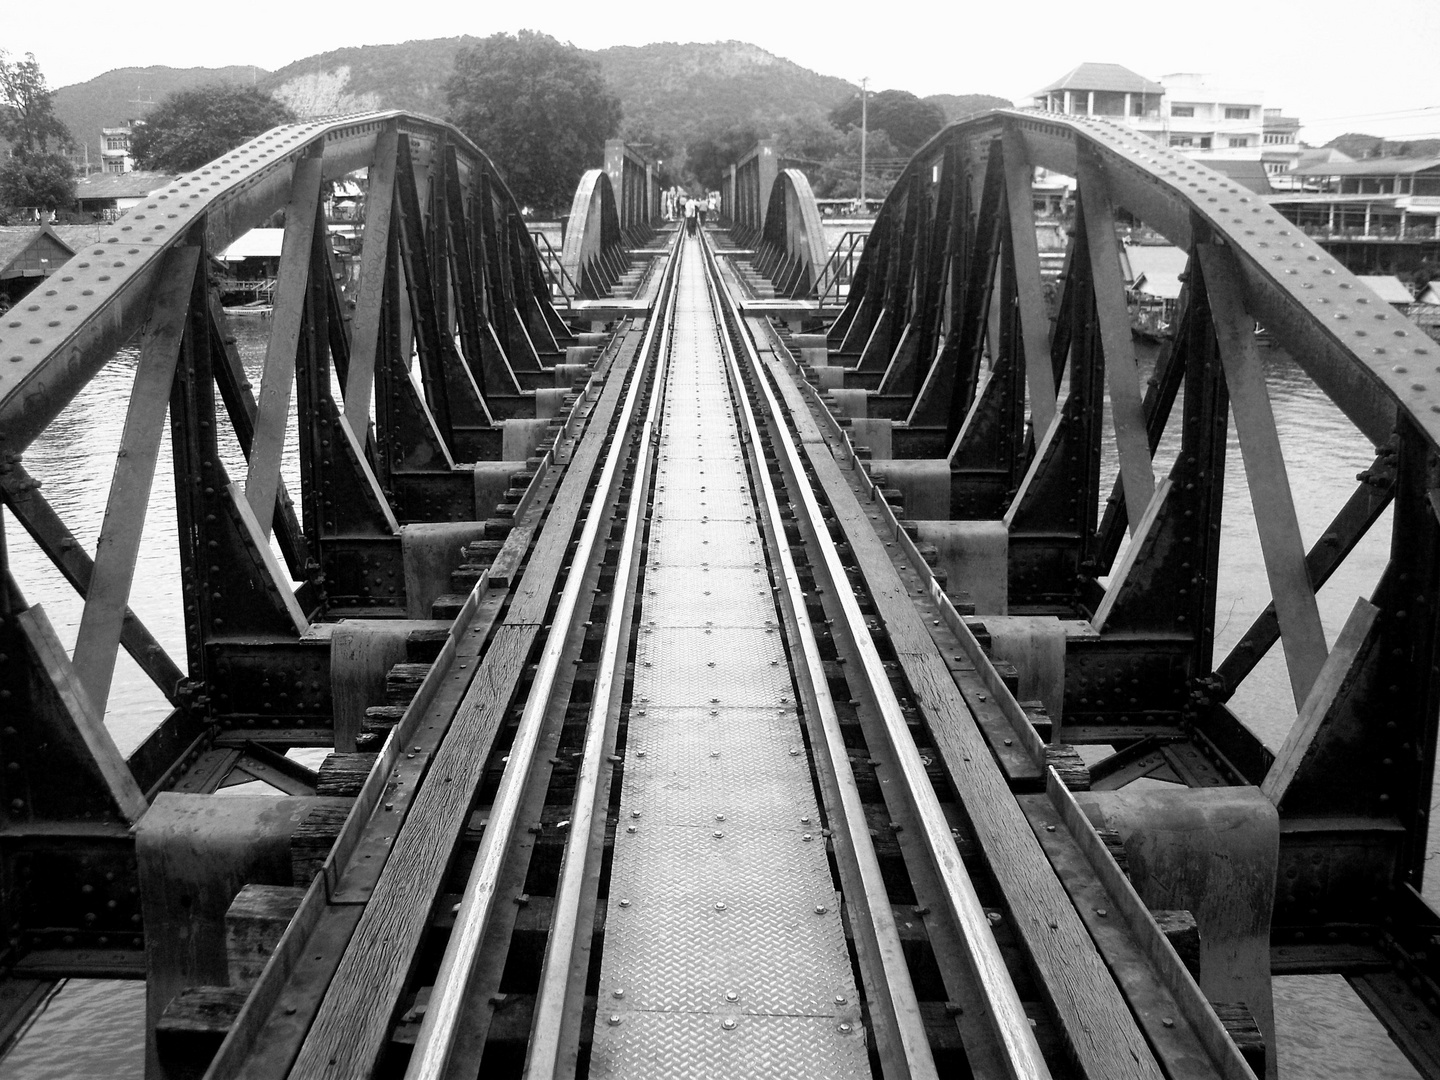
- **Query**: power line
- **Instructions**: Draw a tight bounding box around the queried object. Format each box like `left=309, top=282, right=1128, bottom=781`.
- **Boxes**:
left=1302, top=104, right=1440, bottom=124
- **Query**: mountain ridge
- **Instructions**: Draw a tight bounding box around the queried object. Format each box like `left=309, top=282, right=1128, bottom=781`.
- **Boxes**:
left=50, top=40, right=1015, bottom=173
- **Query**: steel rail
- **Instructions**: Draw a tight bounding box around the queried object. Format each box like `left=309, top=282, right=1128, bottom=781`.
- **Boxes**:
left=696, top=232, right=937, bottom=1080
left=699, top=235, right=1052, bottom=1080
left=405, top=235, right=679, bottom=1080
left=518, top=228, right=683, bottom=1079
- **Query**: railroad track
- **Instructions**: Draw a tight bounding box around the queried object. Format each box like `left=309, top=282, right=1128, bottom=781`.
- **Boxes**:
left=189, top=225, right=1260, bottom=1080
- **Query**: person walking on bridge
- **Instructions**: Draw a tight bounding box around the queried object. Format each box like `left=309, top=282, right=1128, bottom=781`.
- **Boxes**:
left=684, top=195, right=698, bottom=236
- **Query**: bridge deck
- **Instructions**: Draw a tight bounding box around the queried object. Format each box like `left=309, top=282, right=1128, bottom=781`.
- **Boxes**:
left=591, top=237, right=865, bottom=1076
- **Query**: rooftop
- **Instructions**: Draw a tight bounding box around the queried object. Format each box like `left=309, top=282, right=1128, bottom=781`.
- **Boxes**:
left=1033, top=63, right=1164, bottom=97
left=0, top=225, right=74, bottom=275
left=1121, top=244, right=1188, bottom=300
left=219, top=228, right=285, bottom=261
left=1195, top=158, right=1274, bottom=195
left=1356, top=275, right=1415, bottom=304
left=1292, top=156, right=1440, bottom=178
left=72, top=171, right=177, bottom=201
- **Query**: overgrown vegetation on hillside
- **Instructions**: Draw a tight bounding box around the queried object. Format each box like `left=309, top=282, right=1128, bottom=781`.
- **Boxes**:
left=446, top=32, right=622, bottom=215
left=49, top=38, right=1017, bottom=206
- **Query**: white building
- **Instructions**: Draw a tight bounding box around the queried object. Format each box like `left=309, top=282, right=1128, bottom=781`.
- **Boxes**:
left=1158, top=73, right=1264, bottom=161
left=100, top=122, right=140, bottom=174
left=1031, top=64, right=1278, bottom=191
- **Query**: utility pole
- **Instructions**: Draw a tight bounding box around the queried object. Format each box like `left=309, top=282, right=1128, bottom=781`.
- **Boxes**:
left=859, top=77, right=869, bottom=211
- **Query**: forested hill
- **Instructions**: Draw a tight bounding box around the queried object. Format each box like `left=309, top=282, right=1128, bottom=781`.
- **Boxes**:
left=52, top=65, right=265, bottom=166
left=926, top=93, right=1017, bottom=122
left=260, top=38, right=480, bottom=117
left=594, top=41, right=856, bottom=145
left=53, top=39, right=1014, bottom=168
left=255, top=38, right=863, bottom=148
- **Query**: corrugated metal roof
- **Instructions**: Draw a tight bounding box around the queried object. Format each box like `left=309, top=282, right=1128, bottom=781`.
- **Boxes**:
left=1123, top=245, right=1188, bottom=300
left=1295, top=148, right=1355, bottom=169
left=1293, top=156, right=1440, bottom=178
left=1357, top=275, right=1415, bottom=304
left=72, top=171, right=177, bottom=201
left=1033, top=63, right=1164, bottom=97
left=1194, top=158, right=1274, bottom=195
left=219, top=228, right=285, bottom=261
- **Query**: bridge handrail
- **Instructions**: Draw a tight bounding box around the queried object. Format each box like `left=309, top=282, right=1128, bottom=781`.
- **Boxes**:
left=528, top=228, right=580, bottom=307
left=814, top=230, right=868, bottom=306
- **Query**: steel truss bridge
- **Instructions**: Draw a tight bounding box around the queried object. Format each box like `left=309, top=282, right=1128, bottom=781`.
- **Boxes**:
left=0, top=106, right=1436, bottom=1080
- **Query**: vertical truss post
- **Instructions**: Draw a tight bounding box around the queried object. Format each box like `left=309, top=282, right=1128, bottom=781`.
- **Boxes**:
left=1004, top=208, right=1106, bottom=611
left=1076, top=244, right=1231, bottom=734
left=345, top=122, right=399, bottom=442
left=1076, top=146, right=1155, bottom=521
left=941, top=138, right=1006, bottom=447
left=1198, top=241, right=1327, bottom=709
left=71, top=246, right=197, bottom=717
left=245, top=149, right=325, bottom=538
left=1001, top=126, right=1057, bottom=436
left=293, top=192, right=404, bottom=611
left=900, top=146, right=960, bottom=418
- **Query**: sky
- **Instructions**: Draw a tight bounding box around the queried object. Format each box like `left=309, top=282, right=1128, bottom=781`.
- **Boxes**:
left=7, top=0, right=1440, bottom=145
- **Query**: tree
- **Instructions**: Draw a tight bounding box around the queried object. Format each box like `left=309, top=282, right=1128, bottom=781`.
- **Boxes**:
left=0, top=51, right=73, bottom=160
left=446, top=31, right=622, bottom=215
left=686, top=125, right=760, bottom=191
left=618, top=121, right=677, bottom=186
left=815, top=129, right=902, bottom=199
left=771, top=112, right=845, bottom=165
left=131, top=85, right=294, bottom=173
left=0, top=153, right=74, bottom=212
left=829, top=89, right=946, bottom=155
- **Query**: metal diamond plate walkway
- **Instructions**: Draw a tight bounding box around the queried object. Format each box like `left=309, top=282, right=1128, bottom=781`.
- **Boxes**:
left=589, top=237, right=869, bottom=1078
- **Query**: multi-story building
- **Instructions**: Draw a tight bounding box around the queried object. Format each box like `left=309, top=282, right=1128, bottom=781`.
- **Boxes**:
left=100, top=122, right=140, bottom=174
left=1157, top=73, right=1265, bottom=160
left=1031, top=64, right=1274, bottom=191
left=1031, top=63, right=1167, bottom=135
left=1262, top=109, right=1303, bottom=185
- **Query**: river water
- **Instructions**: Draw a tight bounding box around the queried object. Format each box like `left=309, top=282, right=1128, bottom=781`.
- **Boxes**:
left=0, top=304, right=1430, bottom=1077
